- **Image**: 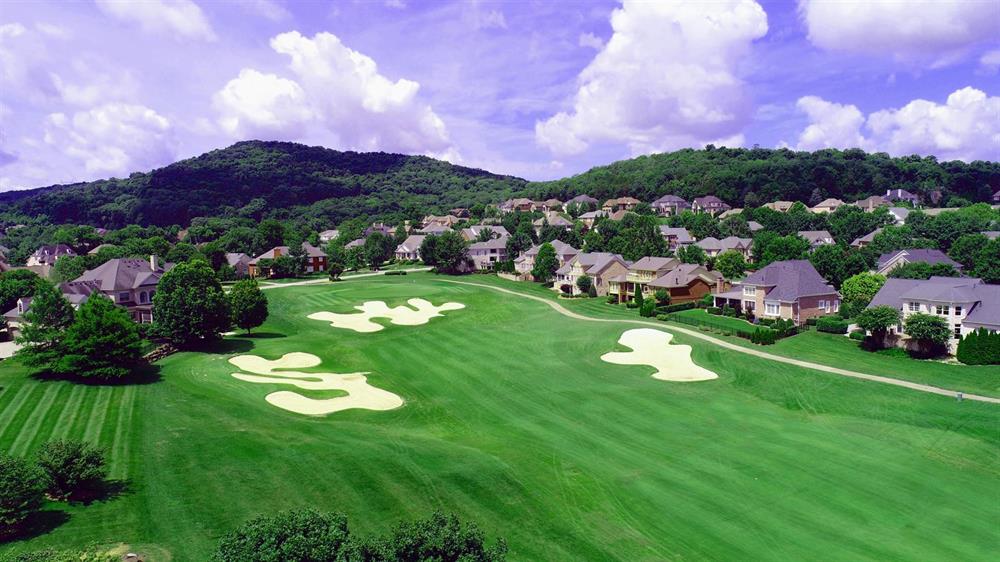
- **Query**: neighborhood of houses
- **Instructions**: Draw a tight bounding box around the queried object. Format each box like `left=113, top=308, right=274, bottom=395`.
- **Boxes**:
left=2, top=188, right=998, bottom=357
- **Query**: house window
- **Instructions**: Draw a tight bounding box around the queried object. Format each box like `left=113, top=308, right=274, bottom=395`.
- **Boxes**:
left=954, top=324, right=962, bottom=339
left=908, top=302, right=919, bottom=312
left=935, top=305, right=949, bottom=315
left=954, top=306, right=962, bottom=316
left=764, top=303, right=779, bottom=316
left=818, top=300, right=826, bottom=311
left=138, top=292, right=147, bottom=304
left=119, top=292, right=130, bottom=302
left=743, top=286, right=756, bottom=297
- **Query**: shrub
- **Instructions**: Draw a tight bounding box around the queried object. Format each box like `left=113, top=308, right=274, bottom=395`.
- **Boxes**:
left=721, top=305, right=736, bottom=317
left=758, top=318, right=775, bottom=327
left=706, top=307, right=722, bottom=315
left=658, top=302, right=696, bottom=314
left=606, top=295, right=618, bottom=305
left=625, top=301, right=639, bottom=309
left=212, top=509, right=351, bottom=562
left=0, top=454, right=45, bottom=533
left=384, top=270, right=407, bottom=276
left=849, top=330, right=866, bottom=341
left=816, top=316, right=849, bottom=334
left=656, top=314, right=670, bottom=321
left=35, top=440, right=107, bottom=500
left=751, top=328, right=776, bottom=345
left=805, top=317, right=818, bottom=326
left=639, top=301, right=656, bottom=318
left=956, top=328, right=1000, bottom=365
left=700, top=294, right=715, bottom=307
left=770, top=318, right=797, bottom=337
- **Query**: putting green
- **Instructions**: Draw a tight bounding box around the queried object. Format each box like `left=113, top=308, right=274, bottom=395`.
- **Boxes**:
left=0, top=273, right=997, bottom=561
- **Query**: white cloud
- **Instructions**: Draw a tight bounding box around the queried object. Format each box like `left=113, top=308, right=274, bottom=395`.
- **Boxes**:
left=96, top=0, right=217, bottom=41
left=234, top=0, right=291, bottom=22
left=978, top=49, right=1000, bottom=75
left=790, top=87, right=1000, bottom=162
left=476, top=9, right=507, bottom=30
left=798, top=0, right=1000, bottom=67
left=535, top=0, right=767, bottom=156
left=578, top=32, right=603, bottom=50
left=43, top=103, right=176, bottom=175
left=214, top=31, right=454, bottom=156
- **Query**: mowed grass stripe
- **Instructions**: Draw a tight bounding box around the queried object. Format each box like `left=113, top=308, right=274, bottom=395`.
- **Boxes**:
left=0, top=384, right=46, bottom=450
left=7, top=383, right=66, bottom=456
left=49, top=383, right=88, bottom=440
left=0, top=383, right=36, bottom=445
left=65, top=387, right=101, bottom=442
left=83, top=385, right=114, bottom=443
left=20, top=384, right=75, bottom=453
left=110, top=385, right=137, bottom=479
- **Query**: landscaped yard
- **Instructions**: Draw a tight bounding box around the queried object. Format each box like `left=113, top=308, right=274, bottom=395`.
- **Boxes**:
left=668, top=307, right=757, bottom=333
left=1, top=272, right=997, bottom=560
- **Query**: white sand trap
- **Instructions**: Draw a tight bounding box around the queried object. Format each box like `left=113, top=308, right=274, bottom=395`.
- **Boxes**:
left=601, top=328, right=718, bottom=382
left=228, top=352, right=403, bottom=415
left=307, top=298, right=465, bottom=332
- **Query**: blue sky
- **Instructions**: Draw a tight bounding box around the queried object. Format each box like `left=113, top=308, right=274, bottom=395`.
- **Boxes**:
left=1, top=0, right=997, bottom=191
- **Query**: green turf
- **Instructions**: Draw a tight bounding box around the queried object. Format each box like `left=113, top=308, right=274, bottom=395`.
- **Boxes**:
left=1, top=272, right=998, bottom=561
left=668, top=308, right=757, bottom=333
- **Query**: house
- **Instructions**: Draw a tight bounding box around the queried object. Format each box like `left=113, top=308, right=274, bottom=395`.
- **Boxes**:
left=71, top=257, right=171, bottom=323
left=460, top=225, right=510, bottom=242
left=344, top=238, right=365, bottom=250
left=868, top=276, right=1000, bottom=352
left=695, top=236, right=753, bottom=259
left=449, top=208, right=470, bottom=218
left=607, top=209, right=629, bottom=222
left=748, top=221, right=764, bottom=233
left=811, top=198, right=844, bottom=214
left=602, top=197, right=641, bottom=213
left=395, top=235, right=426, bottom=261
left=533, top=212, right=573, bottom=235
left=854, top=195, right=888, bottom=212
left=554, top=252, right=629, bottom=296
left=249, top=243, right=328, bottom=277
left=416, top=224, right=453, bottom=235
left=87, top=244, right=113, bottom=255
left=318, top=230, right=340, bottom=243
left=651, top=195, right=690, bottom=216
left=714, top=260, right=839, bottom=324
left=885, top=189, right=919, bottom=206
left=993, top=190, right=1000, bottom=204
left=422, top=215, right=461, bottom=228
left=875, top=249, right=961, bottom=276
left=763, top=201, right=795, bottom=212
left=851, top=228, right=882, bottom=249
left=579, top=210, right=608, bottom=229
left=887, top=207, right=910, bottom=225
left=533, top=199, right=563, bottom=212
left=718, top=208, right=743, bottom=219
left=691, top=195, right=731, bottom=215
left=647, top=264, right=724, bottom=304
left=608, top=256, right=679, bottom=302
left=513, top=240, right=579, bottom=280
left=468, top=237, right=508, bottom=270
left=798, top=230, right=835, bottom=249
left=565, top=194, right=599, bottom=210
left=499, top=198, right=534, bottom=213
left=659, top=226, right=695, bottom=250
left=225, top=253, right=252, bottom=277
left=364, top=223, right=395, bottom=237
left=26, top=244, right=76, bottom=267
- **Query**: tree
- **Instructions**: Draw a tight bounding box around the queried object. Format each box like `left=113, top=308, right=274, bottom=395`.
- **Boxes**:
left=0, top=453, right=45, bottom=534
left=809, top=244, right=867, bottom=288
left=973, top=238, right=1000, bottom=283
left=369, top=511, right=507, bottom=562
left=35, top=440, right=107, bottom=500
left=714, top=250, right=746, bottom=279
left=166, top=242, right=200, bottom=263
left=15, top=281, right=75, bottom=371
left=531, top=243, right=559, bottom=283
left=956, top=328, right=1000, bottom=365
left=840, top=272, right=886, bottom=308
left=0, top=269, right=44, bottom=315
left=677, top=244, right=706, bottom=265
left=434, top=231, right=470, bottom=275
left=54, top=294, right=143, bottom=379
left=504, top=230, right=532, bottom=259
left=419, top=234, right=440, bottom=266
left=854, top=305, right=901, bottom=349
left=756, top=234, right=809, bottom=266
left=904, top=313, right=951, bottom=357
left=327, top=261, right=345, bottom=280
left=51, top=255, right=88, bottom=283
left=948, top=233, right=988, bottom=270
left=654, top=289, right=671, bottom=306
left=268, top=255, right=299, bottom=278
left=476, top=228, right=497, bottom=242
left=888, top=261, right=960, bottom=279
left=363, top=233, right=395, bottom=271
left=286, top=240, right=308, bottom=277
left=153, top=261, right=231, bottom=347
left=228, top=279, right=269, bottom=335
left=576, top=274, right=592, bottom=295
left=212, top=509, right=351, bottom=562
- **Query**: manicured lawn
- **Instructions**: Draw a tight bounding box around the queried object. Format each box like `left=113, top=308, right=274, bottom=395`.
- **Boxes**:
left=668, top=308, right=757, bottom=333
left=1, top=272, right=998, bottom=560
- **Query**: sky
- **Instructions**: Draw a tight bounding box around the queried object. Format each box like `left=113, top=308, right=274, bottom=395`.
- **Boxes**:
left=0, top=0, right=998, bottom=191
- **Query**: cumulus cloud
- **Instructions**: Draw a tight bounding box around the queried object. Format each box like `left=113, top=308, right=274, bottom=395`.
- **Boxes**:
left=43, top=103, right=177, bottom=175
left=96, top=0, right=217, bottom=41
left=578, top=32, right=603, bottom=50
left=978, top=49, right=1000, bottom=75
left=535, top=0, right=768, bottom=156
left=791, top=87, right=1000, bottom=162
left=798, top=0, right=1000, bottom=67
left=214, top=31, right=454, bottom=157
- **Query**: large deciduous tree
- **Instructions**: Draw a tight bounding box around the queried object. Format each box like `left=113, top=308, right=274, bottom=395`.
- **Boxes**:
left=531, top=243, right=559, bottom=283
left=228, top=279, right=269, bottom=335
left=714, top=250, right=746, bottom=279
left=840, top=272, right=886, bottom=308
left=55, top=294, right=143, bottom=380
left=433, top=231, right=470, bottom=275
left=212, top=509, right=351, bottom=562
left=854, top=305, right=900, bottom=349
left=153, top=261, right=231, bottom=347
left=904, top=313, right=951, bottom=357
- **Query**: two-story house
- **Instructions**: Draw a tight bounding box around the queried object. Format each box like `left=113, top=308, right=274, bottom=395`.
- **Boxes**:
left=499, top=198, right=534, bottom=213
left=608, top=257, right=679, bottom=302
left=225, top=253, right=252, bottom=278
left=647, top=264, right=724, bottom=304
left=715, top=260, right=839, bottom=324
left=695, top=236, right=753, bottom=260
left=851, top=228, right=882, bottom=249
left=811, top=198, right=844, bottom=214
left=659, top=226, right=694, bottom=250
left=468, top=236, right=509, bottom=270
left=460, top=225, right=510, bottom=242
left=514, top=240, right=579, bottom=280
left=71, top=257, right=171, bottom=323
left=601, top=197, right=641, bottom=213
left=249, top=243, right=328, bottom=277
left=885, top=189, right=919, bottom=206
left=26, top=244, right=76, bottom=267
left=554, top=252, right=629, bottom=296
left=798, top=230, right=835, bottom=249
left=868, top=276, right=1000, bottom=353
left=763, top=201, right=795, bottom=212
left=854, top=195, right=888, bottom=212
left=651, top=195, right=691, bottom=216
left=532, top=212, right=573, bottom=236
left=395, top=235, right=426, bottom=261
left=565, top=194, right=599, bottom=211
left=691, top=195, right=731, bottom=215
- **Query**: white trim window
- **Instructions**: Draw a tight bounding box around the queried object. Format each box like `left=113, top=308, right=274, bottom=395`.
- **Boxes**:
left=953, top=324, right=962, bottom=339
left=743, top=286, right=756, bottom=297
left=764, top=302, right=780, bottom=316
left=954, top=305, right=963, bottom=316
left=935, top=305, right=950, bottom=315
left=908, top=302, right=919, bottom=312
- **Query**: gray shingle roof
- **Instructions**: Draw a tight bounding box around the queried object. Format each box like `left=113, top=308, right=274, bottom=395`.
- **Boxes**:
left=742, top=260, right=838, bottom=302
left=629, top=256, right=679, bottom=273
left=659, top=226, right=693, bottom=243
left=876, top=249, right=960, bottom=270
left=73, top=258, right=166, bottom=291
left=869, top=277, right=1000, bottom=329
left=648, top=264, right=720, bottom=288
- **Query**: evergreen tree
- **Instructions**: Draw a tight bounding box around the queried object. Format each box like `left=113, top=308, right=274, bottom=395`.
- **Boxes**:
left=228, top=279, right=269, bottom=335
left=15, top=281, right=75, bottom=371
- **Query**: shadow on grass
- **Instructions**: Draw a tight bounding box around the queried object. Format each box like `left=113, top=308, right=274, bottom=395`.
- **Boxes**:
left=197, top=338, right=255, bottom=355
left=0, top=509, right=70, bottom=544
left=233, top=331, right=285, bottom=339
left=68, top=478, right=131, bottom=506
left=31, top=362, right=163, bottom=386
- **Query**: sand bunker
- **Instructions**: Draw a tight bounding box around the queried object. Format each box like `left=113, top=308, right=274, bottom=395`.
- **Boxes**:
left=601, top=328, right=718, bottom=382
left=228, top=352, right=403, bottom=415
left=307, top=298, right=464, bottom=332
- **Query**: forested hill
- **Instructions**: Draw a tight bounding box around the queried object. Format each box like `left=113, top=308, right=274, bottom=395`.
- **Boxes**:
left=2, top=142, right=998, bottom=230
left=529, top=146, right=1000, bottom=208
left=0, top=141, right=528, bottom=228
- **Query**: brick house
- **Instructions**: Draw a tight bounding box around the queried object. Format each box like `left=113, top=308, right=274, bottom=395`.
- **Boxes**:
left=714, top=260, right=839, bottom=324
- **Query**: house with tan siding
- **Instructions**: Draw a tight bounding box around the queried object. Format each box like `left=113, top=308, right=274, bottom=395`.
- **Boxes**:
left=554, top=252, right=629, bottom=296
left=714, top=260, right=839, bottom=324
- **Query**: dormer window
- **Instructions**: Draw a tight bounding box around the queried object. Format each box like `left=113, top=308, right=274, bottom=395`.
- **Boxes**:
left=743, top=286, right=756, bottom=296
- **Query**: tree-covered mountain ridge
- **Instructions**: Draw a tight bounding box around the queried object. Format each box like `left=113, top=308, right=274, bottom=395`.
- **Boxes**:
left=2, top=141, right=998, bottom=229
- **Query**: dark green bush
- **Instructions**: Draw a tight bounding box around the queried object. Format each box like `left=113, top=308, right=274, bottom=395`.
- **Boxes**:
left=639, top=301, right=656, bottom=318
left=751, top=328, right=776, bottom=345
left=957, top=328, right=1000, bottom=365
left=805, top=317, right=818, bottom=326
left=657, top=302, right=696, bottom=314
left=758, top=318, right=775, bottom=326
left=706, top=307, right=722, bottom=315
left=721, top=305, right=736, bottom=317
left=816, top=316, right=849, bottom=334
left=625, top=301, right=639, bottom=309
left=656, top=314, right=669, bottom=321
left=606, top=295, right=618, bottom=304
left=384, top=270, right=407, bottom=276
left=849, top=329, right=866, bottom=341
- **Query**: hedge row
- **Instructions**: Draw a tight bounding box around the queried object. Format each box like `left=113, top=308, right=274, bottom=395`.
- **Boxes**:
left=816, top=316, right=849, bottom=334
left=957, top=328, right=1000, bottom=365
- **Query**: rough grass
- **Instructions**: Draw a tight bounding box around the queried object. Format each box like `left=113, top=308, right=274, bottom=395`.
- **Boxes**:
left=1, top=273, right=997, bottom=561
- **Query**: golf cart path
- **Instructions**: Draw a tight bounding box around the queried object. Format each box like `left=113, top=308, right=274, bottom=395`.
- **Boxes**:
left=259, top=267, right=432, bottom=290
left=441, top=280, right=1000, bottom=405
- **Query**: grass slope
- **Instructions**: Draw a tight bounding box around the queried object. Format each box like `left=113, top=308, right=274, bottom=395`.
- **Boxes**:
left=1, top=273, right=998, bottom=561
